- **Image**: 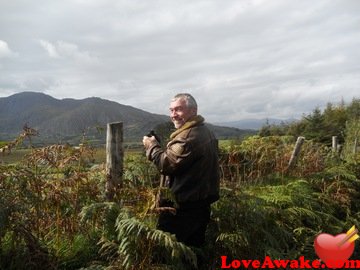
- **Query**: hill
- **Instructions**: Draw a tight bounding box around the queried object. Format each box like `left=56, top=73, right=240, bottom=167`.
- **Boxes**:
left=216, top=118, right=298, bottom=130
left=0, top=92, right=254, bottom=144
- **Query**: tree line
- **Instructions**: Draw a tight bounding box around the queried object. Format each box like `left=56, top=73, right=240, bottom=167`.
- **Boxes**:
left=258, top=98, right=360, bottom=146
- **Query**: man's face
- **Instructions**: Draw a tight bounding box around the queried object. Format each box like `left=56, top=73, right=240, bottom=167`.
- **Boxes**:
left=169, top=98, right=196, bottom=129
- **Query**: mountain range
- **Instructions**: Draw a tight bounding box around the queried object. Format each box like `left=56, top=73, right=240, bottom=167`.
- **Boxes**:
left=216, top=118, right=298, bottom=130
left=0, top=92, right=255, bottom=144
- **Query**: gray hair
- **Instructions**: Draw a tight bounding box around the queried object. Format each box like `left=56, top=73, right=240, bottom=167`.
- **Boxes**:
left=172, top=93, right=198, bottom=109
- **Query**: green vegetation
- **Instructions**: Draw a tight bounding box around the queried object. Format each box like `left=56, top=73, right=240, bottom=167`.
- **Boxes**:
left=259, top=98, right=360, bottom=145
left=0, top=97, right=360, bottom=269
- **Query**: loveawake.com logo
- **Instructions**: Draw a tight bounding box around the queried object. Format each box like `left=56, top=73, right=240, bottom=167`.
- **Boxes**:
left=220, top=226, right=360, bottom=269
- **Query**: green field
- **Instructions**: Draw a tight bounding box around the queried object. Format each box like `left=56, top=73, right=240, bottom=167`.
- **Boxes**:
left=0, top=145, right=144, bottom=165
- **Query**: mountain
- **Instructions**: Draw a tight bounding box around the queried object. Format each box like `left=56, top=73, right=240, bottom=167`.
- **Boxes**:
left=0, top=92, right=253, bottom=144
left=216, top=118, right=298, bottom=130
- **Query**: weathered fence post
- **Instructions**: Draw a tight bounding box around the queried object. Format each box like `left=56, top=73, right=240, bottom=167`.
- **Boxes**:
left=354, top=137, right=358, bottom=155
left=105, top=122, right=123, bottom=201
left=332, top=136, right=338, bottom=153
left=286, top=136, right=305, bottom=172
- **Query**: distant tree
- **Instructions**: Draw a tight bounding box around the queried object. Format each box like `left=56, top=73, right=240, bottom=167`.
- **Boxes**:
left=259, top=119, right=288, bottom=137
left=259, top=97, right=359, bottom=145
left=286, top=119, right=307, bottom=138
left=323, top=102, right=347, bottom=144
left=346, top=98, right=360, bottom=120
left=258, top=119, right=272, bottom=137
left=342, top=118, right=360, bottom=165
left=301, top=107, right=326, bottom=143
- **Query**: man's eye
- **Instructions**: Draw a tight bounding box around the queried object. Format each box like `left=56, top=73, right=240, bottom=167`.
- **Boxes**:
left=170, top=107, right=182, bottom=112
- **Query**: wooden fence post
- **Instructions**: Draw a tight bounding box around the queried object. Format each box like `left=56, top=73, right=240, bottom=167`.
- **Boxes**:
left=354, top=137, right=358, bottom=155
left=105, top=122, right=123, bottom=201
left=332, top=136, right=338, bottom=153
left=286, top=136, right=305, bottom=172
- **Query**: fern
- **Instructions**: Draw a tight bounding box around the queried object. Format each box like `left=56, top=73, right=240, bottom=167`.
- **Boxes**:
left=216, top=232, right=249, bottom=248
left=81, top=202, right=197, bottom=269
left=210, top=177, right=349, bottom=263
left=324, top=165, right=357, bottom=181
left=115, top=210, right=197, bottom=269
left=80, top=202, right=121, bottom=240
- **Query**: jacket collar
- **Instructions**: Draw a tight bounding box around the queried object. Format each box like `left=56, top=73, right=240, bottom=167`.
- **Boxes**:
left=170, top=115, right=204, bottom=139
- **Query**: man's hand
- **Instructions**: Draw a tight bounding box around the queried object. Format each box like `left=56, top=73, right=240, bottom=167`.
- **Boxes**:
left=143, top=135, right=158, bottom=149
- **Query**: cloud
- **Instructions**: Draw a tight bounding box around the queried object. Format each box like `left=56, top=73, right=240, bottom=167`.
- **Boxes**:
left=39, top=40, right=59, bottom=58
left=0, top=40, right=17, bottom=58
left=0, top=0, right=360, bottom=123
left=39, top=39, right=98, bottom=64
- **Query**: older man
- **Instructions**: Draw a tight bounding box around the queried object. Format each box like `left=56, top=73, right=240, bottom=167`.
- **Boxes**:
left=143, top=93, right=220, bottom=247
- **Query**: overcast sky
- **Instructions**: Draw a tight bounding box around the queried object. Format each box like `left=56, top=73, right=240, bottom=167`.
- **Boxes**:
left=0, top=0, right=359, bottom=123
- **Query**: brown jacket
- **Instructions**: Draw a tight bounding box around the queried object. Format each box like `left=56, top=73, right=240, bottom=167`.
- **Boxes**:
left=146, top=115, right=220, bottom=206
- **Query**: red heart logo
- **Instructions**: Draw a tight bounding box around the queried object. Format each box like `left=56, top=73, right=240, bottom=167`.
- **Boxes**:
left=314, top=233, right=355, bottom=268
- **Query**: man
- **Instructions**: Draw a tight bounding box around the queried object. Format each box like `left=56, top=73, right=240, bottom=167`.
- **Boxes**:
left=142, top=93, right=220, bottom=247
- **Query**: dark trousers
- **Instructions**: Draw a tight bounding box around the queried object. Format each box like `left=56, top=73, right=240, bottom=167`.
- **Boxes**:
left=157, top=203, right=211, bottom=247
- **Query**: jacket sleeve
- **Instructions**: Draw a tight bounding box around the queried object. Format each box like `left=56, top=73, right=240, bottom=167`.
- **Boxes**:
left=146, top=136, right=197, bottom=175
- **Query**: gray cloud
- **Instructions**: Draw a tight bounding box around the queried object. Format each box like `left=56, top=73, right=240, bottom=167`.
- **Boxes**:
left=0, top=0, right=359, bottom=123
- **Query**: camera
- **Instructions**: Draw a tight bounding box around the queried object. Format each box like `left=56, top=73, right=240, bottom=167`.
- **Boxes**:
left=146, top=130, right=161, bottom=143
